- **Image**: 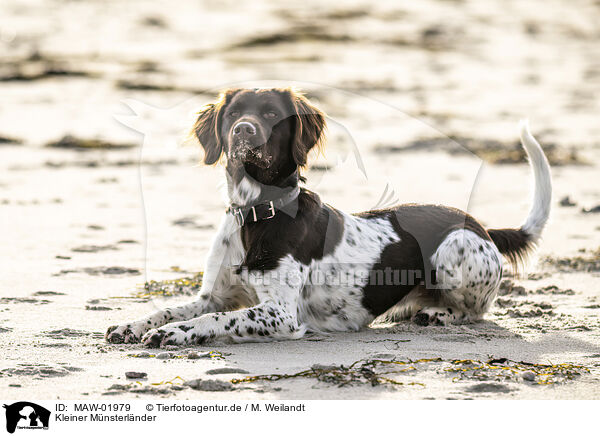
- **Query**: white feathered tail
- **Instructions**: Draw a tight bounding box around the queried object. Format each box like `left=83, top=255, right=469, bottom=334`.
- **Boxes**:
left=487, top=120, right=552, bottom=268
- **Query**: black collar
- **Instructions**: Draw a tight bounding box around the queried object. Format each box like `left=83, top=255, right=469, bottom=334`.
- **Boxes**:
left=227, top=186, right=300, bottom=226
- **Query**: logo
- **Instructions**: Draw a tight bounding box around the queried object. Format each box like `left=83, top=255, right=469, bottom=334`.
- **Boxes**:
left=2, top=402, right=50, bottom=434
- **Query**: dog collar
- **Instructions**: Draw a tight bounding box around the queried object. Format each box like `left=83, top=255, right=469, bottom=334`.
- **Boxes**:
left=227, top=186, right=300, bottom=226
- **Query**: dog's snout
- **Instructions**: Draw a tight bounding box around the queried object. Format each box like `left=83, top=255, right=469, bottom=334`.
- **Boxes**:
left=233, top=121, right=256, bottom=137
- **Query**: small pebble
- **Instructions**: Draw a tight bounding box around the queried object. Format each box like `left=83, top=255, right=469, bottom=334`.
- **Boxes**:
left=559, top=196, right=576, bottom=207
left=582, top=205, right=600, bottom=214
left=125, top=371, right=147, bottom=379
left=108, top=384, right=129, bottom=391
left=522, top=371, right=536, bottom=382
left=136, top=351, right=151, bottom=358
left=205, top=367, right=249, bottom=375
left=156, top=352, right=172, bottom=360
left=311, top=364, right=337, bottom=371
left=371, top=353, right=396, bottom=360
left=187, top=351, right=211, bottom=360
left=183, top=379, right=233, bottom=391
left=512, top=286, right=526, bottom=295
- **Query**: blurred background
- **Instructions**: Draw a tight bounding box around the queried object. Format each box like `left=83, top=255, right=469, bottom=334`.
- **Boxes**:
left=2, top=0, right=600, bottom=145
left=1, top=0, right=599, bottom=281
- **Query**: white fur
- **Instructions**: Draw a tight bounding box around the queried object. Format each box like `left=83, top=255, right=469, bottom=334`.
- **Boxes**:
left=298, top=213, right=400, bottom=332
left=228, top=174, right=261, bottom=206
left=380, top=228, right=503, bottom=325
left=142, top=254, right=308, bottom=346
left=519, top=120, right=552, bottom=242
left=431, top=229, right=503, bottom=317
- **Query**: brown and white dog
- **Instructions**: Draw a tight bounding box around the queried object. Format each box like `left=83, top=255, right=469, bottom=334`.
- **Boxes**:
left=106, top=87, right=552, bottom=347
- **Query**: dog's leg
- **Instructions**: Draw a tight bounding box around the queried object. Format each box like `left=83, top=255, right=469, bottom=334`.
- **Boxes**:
left=412, top=229, right=503, bottom=326
left=106, top=215, right=246, bottom=343
left=140, top=301, right=305, bottom=347
left=412, top=306, right=468, bottom=326
left=140, top=256, right=307, bottom=347
left=106, top=299, right=214, bottom=344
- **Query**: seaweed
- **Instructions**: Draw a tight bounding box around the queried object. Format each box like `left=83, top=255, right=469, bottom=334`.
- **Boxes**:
left=107, top=376, right=184, bottom=395
left=132, top=272, right=204, bottom=299
left=231, top=358, right=437, bottom=388
left=115, top=80, right=177, bottom=92
left=0, top=135, right=22, bottom=145
left=231, top=357, right=588, bottom=388
left=0, top=65, right=92, bottom=82
left=374, top=136, right=588, bottom=166
left=444, top=358, right=589, bottom=385
left=46, top=135, right=136, bottom=151
left=230, top=25, right=353, bottom=49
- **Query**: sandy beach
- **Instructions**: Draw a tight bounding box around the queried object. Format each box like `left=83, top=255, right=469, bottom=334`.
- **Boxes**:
left=1, top=0, right=600, bottom=400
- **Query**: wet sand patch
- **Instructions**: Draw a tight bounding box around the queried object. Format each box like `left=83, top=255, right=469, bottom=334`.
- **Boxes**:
left=54, top=266, right=142, bottom=277
left=46, top=135, right=136, bottom=151
left=0, top=61, right=93, bottom=82
left=71, top=244, right=119, bottom=253
left=32, top=291, right=66, bottom=296
left=541, top=249, right=600, bottom=272
left=43, top=328, right=103, bottom=339
left=0, top=363, right=83, bottom=379
left=0, top=297, right=51, bottom=305
left=171, top=216, right=214, bottom=230
left=374, top=136, right=588, bottom=166
left=0, top=135, right=22, bottom=145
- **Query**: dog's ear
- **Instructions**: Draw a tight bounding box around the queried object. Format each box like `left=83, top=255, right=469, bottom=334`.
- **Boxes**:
left=193, top=89, right=239, bottom=165
left=289, top=89, right=326, bottom=167
left=193, top=102, right=223, bottom=165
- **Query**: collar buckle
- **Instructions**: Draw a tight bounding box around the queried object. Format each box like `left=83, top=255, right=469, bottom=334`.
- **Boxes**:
left=265, top=201, right=276, bottom=219
left=248, top=200, right=276, bottom=222
left=233, top=208, right=245, bottom=226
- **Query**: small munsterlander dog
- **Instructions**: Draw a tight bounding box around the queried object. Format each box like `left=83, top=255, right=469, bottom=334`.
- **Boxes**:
left=106, top=87, right=551, bottom=348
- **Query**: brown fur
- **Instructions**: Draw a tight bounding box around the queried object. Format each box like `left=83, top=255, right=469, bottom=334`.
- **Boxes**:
left=487, top=228, right=533, bottom=271
left=193, top=88, right=326, bottom=168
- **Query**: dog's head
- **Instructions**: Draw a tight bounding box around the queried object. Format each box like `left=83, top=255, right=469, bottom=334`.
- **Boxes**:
left=193, top=88, right=325, bottom=182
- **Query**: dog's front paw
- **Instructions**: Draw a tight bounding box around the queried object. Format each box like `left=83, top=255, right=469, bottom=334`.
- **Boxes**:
left=105, top=322, right=146, bottom=343
left=141, top=328, right=167, bottom=348
left=141, top=328, right=186, bottom=348
left=141, top=323, right=209, bottom=348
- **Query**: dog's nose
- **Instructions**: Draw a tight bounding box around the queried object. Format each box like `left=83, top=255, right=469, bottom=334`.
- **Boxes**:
left=233, top=121, right=256, bottom=137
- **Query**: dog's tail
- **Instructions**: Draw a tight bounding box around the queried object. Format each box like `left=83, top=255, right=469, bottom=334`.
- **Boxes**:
left=487, top=120, right=552, bottom=270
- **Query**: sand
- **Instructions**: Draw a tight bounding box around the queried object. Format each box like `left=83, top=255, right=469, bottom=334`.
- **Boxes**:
left=1, top=0, right=600, bottom=400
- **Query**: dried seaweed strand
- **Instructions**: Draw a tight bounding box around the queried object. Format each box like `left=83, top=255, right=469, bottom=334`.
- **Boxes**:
left=231, top=357, right=588, bottom=388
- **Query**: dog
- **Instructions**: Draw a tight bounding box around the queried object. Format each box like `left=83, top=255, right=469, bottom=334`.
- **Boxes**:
left=106, top=87, right=552, bottom=348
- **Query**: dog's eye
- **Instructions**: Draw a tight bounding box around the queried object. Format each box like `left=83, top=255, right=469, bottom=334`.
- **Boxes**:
left=263, top=111, right=278, bottom=119
left=228, top=111, right=240, bottom=118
